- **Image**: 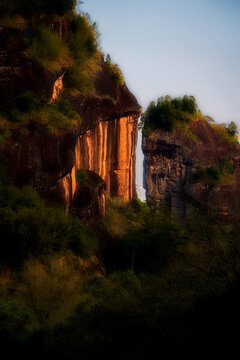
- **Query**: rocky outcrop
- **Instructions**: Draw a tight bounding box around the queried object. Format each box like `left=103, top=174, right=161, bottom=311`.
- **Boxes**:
left=1, top=27, right=141, bottom=216
left=143, top=120, right=240, bottom=218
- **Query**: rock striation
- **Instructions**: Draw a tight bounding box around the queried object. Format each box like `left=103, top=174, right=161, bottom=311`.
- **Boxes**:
left=1, top=26, right=141, bottom=216
left=143, top=119, right=240, bottom=218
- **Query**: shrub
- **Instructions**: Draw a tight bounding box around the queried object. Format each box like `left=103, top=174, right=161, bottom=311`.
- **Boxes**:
left=141, top=95, right=197, bottom=136
left=227, top=121, right=238, bottom=137
left=70, top=14, right=98, bottom=64
left=65, top=14, right=100, bottom=93
left=9, top=92, right=81, bottom=130
left=218, top=157, right=234, bottom=175
left=26, top=25, right=70, bottom=72
left=75, top=170, right=88, bottom=186
left=207, top=166, right=220, bottom=181
left=210, top=123, right=239, bottom=143
left=101, top=198, right=186, bottom=273
left=56, top=96, right=81, bottom=121
left=0, top=185, right=98, bottom=267
left=14, top=91, right=39, bottom=113
left=104, top=55, right=125, bottom=86
left=191, top=158, right=234, bottom=185
left=0, top=298, right=33, bottom=337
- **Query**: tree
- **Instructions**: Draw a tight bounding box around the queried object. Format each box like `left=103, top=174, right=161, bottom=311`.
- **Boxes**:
left=105, top=54, right=111, bottom=65
left=227, top=121, right=238, bottom=137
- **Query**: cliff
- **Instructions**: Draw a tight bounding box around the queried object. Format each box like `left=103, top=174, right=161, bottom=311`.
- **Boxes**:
left=0, top=26, right=141, bottom=216
left=143, top=119, right=240, bottom=218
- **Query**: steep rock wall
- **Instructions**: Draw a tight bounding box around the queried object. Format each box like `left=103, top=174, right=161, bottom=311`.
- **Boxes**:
left=1, top=27, right=141, bottom=214
left=75, top=116, right=137, bottom=200
left=143, top=120, right=240, bottom=218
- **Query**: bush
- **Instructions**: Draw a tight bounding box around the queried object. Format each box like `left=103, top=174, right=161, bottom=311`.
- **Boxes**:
left=191, top=158, right=234, bottom=185
left=141, top=95, right=197, bottom=136
left=101, top=198, right=186, bottom=273
left=26, top=25, right=70, bottom=72
left=207, top=166, right=220, bottom=181
left=14, top=91, right=39, bottom=113
left=0, top=299, right=33, bottom=337
left=227, top=121, right=238, bottom=137
left=65, top=14, right=100, bottom=93
left=75, top=170, right=88, bottom=186
left=105, top=57, right=125, bottom=86
left=0, top=185, right=98, bottom=267
left=9, top=92, right=81, bottom=130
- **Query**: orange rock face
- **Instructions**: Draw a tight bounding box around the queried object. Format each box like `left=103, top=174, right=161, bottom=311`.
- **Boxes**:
left=75, top=116, right=138, bottom=200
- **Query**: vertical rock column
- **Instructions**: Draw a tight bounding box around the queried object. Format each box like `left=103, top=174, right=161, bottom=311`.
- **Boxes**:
left=75, top=115, right=138, bottom=200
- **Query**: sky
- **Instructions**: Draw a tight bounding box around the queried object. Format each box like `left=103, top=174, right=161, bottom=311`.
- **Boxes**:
left=79, top=0, right=240, bottom=125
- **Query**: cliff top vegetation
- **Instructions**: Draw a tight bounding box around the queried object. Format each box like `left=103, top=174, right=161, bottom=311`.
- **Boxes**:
left=140, top=95, right=198, bottom=136
left=0, top=1, right=127, bottom=130
left=141, top=95, right=238, bottom=144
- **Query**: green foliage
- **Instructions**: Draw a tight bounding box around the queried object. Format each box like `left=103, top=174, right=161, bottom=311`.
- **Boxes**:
left=101, top=198, right=186, bottom=273
left=0, top=185, right=97, bottom=267
left=141, top=95, right=198, bottom=136
left=14, top=91, right=39, bottom=113
left=210, top=122, right=239, bottom=144
left=9, top=92, right=81, bottom=130
left=65, top=14, right=100, bottom=93
left=218, top=156, right=234, bottom=175
left=26, top=25, right=70, bottom=72
left=191, top=157, right=234, bottom=185
left=75, top=170, right=88, bottom=186
left=1, top=196, right=240, bottom=356
left=0, top=298, right=33, bottom=338
left=227, top=121, right=238, bottom=137
left=104, top=55, right=125, bottom=86
left=56, top=96, right=79, bottom=119
left=70, top=14, right=98, bottom=64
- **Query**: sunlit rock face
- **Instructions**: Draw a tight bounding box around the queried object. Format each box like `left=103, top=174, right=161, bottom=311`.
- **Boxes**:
left=75, top=116, right=138, bottom=200
left=143, top=119, right=240, bottom=218
left=51, top=72, right=65, bottom=101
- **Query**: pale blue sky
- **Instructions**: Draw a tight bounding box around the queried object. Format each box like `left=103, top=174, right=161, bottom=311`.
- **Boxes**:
left=80, top=0, right=240, bottom=125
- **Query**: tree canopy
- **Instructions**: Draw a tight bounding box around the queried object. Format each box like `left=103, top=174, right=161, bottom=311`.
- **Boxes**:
left=140, top=95, right=198, bottom=135
left=227, top=121, right=238, bottom=137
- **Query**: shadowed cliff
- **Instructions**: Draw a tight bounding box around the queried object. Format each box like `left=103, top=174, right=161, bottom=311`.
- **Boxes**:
left=142, top=96, right=240, bottom=218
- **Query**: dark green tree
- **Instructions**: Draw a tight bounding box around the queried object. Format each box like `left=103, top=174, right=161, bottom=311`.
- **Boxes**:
left=227, top=121, right=238, bottom=137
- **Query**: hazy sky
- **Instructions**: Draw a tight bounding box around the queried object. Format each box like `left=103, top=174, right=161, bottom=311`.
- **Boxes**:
left=80, top=0, right=240, bottom=125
